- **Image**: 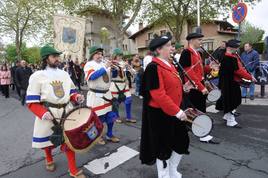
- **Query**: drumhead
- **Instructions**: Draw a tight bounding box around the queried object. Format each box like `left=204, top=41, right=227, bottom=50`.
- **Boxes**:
left=64, top=107, right=92, bottom=131
left=207, top=89, right=221, bottom=102
left=192, top=115, right=213, bottom=137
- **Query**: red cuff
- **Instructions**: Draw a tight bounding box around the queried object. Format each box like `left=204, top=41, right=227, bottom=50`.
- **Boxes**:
left=27, top=103, right=48, bottom=119
left=204, top=65, right=212, bottom=74
left=70, top=93, right=78, bottom=103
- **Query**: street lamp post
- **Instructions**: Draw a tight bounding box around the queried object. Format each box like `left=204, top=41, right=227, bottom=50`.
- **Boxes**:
left=196, top=0, right=202, bottom=33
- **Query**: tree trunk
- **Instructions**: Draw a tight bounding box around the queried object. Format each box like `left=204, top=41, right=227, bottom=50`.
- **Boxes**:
left=15, top=32, right=21, bottom=61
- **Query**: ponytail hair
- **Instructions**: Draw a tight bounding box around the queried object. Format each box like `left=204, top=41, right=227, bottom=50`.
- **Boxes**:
left=41, top=56, right=48, bottom=70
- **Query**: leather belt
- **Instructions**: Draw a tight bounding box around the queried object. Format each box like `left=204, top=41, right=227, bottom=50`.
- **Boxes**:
left=42, top=102, right=68, bottom=109
left=90, top=88, right=109, bottom=93
left=112, top=80, right=125, bottom=83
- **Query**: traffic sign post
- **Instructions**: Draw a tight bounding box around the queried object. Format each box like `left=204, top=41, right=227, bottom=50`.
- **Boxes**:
left=232, top=2, right=248, bottom=40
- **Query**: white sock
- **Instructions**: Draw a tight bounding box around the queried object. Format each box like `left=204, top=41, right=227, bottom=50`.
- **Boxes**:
left=169, top=151, right=182, bottom=178
left=156, top=159, right=170, bottom=178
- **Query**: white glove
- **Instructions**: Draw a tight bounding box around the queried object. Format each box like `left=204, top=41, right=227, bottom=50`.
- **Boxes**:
left=42, top=112, right=54, bottom=121
left=76, top=94, right=85, bottom=104
left=176, top=110, right=187, bottom=121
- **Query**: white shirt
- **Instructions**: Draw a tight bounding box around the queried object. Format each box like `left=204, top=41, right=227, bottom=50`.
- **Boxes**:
left=143, top=55, right=153, bottom=69
left=174, top=53, right=181, bottom=63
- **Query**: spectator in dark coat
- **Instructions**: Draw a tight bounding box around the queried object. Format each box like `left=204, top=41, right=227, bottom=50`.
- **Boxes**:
left=15, top=60, right=32, bottom=105
left=11, top=61, right=21, bottom=95
left=241, top=43, right=260, bottom=100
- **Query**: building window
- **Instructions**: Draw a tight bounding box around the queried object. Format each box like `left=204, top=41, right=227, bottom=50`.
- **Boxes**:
left=148, top=32, right=154, bottom=40
left=125, top=44, right=128, bottom=51
left=202, top=41, right=214, bottom=51
left=160, top=30, right=166, bottom=36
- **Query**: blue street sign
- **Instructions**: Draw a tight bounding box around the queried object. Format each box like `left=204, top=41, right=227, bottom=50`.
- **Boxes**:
left=232, top=2, right=248, bottom=24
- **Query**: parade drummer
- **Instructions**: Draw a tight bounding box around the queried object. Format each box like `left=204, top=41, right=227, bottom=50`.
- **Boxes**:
left=26, top=44, right=86, bottom=178
left=84, top=46, right=120, bottom=144
left=179, top=32, right=220, bottom=144
left=140, top=33, right=190, bottom=178
left=109, top=48, right=136, bottom=123
left=217, top=39, right=255, bottom=128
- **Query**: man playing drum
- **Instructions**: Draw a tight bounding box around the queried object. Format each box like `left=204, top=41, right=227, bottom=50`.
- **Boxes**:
left=26, top=45, right=86, bottom=178
left=179, top=33, right=220, bottom=144
left=84, top=46, right=119, bottom=144
left=109, top=48, right=136, bottom=123
left=217, top=39, right=255, bottom=128
left=140, top=32, right=190, bottom=178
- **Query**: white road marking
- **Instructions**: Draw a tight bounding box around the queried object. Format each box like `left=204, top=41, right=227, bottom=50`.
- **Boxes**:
left=206, top=105, right=219, bottom=113
left=84, top=145, right=139, bottom=174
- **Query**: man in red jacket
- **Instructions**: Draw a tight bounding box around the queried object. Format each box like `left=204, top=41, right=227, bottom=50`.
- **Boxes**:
left=179, top=33, right=220, bottom=144
left=140, top=32, right=189, bottom=178
left=218, top=39, right=255, bottom=128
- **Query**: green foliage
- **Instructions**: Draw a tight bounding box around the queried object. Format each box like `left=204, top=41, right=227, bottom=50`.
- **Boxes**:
left=24, top=47, right=41, bottom=64
left=0, top=0, right=61, bottom=59
left=240, top=21, right=265, bottom=45
left=5, top=43, right=40, bottom=64
left=5, top=44, right=17, bottom=62
left=252, top=42, right=265, bottom=54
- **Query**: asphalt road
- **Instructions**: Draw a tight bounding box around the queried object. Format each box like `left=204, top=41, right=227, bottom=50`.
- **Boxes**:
left=0, top=88, right=267, bottom=178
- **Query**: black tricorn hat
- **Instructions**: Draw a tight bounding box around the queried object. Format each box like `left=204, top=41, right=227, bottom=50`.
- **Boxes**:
left=149, top=32, right=172, bottom=51
left=186, top=33, right=204, bottom=41
left=226, top=39, right=241, bottom=48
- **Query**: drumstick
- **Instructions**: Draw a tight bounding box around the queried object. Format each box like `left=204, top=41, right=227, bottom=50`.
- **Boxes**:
left=55, top=118, right=75, bottom=121
left=184, top=118, right=205, bottom=129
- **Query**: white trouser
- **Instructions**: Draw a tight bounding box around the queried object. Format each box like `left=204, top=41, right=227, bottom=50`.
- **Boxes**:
left=156, top=159, right=170, bottom=178
left=156, top=151, right=182, bottom=178
left=169, top=151, right=182, bottom=178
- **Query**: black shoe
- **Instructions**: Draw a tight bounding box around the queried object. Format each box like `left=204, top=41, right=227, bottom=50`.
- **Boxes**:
left=200, top=138, right=221, bottom=144
left=250, top=96, right=254, bottom=100
left=228, top=124, right=242, bottom=129
left=232, top=112, right=241, bottom=117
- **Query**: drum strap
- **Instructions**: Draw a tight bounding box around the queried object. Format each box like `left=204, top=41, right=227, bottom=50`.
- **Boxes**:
left=42, top=102, right=68, bottom=147
left=114, top=82, right=126, bottom=93
left=102, top=96, right=119, bottom=113
left=42, top=102, right=69, bottom=125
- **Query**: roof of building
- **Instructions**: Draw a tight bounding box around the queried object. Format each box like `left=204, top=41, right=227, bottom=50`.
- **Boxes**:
left=129, top=19, right=238, bottom=39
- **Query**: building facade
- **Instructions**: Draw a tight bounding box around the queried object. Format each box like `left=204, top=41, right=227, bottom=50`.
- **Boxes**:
left=129, top=20, right=238, bottom=56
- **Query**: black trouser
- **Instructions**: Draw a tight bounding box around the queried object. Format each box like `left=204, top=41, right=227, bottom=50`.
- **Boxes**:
left=15, top=85, right=21, bottom=97
left=20, top=89, right=26, bottom=105
left=10, top=83, right=15, bottom=90
left=187, top=89, right=207, bottom=113
left=75, top=79, right=81, bottom=90
left=2, top=85, right=9, bottom=98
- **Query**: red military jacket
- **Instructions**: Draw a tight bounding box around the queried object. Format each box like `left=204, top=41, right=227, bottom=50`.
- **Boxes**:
left=180, top=47, right=210, bottom=91
left=148, top=57, right=183, bottom=116
left=225, top=52, right=252, bottom=81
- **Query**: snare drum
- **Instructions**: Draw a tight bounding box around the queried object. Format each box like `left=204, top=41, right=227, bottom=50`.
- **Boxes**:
left=63, top=106, right=104, bottom=153
left=184, top=108, right=213, bottom=138
left=204, top=80, right=221, bottom=102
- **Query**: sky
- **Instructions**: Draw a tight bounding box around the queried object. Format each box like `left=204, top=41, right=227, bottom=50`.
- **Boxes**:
left=245, top=0, right=268, bottom=37
left=1, top=0, right=268, bottom=46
